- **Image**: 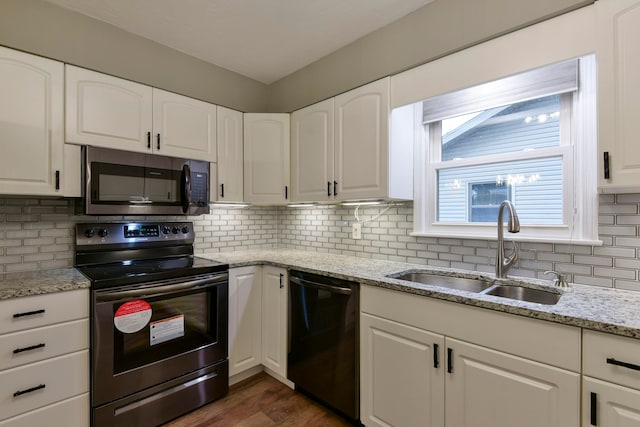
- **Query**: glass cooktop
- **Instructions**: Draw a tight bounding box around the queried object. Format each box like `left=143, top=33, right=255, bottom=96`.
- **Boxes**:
left=77, top=256, right=228, bottom=289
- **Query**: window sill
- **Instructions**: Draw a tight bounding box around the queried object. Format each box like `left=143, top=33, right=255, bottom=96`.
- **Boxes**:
left=410, top=231, right=603, bottom=246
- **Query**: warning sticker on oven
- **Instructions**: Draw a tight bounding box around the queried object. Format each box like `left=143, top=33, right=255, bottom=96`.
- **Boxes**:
left=150, top=314, right=185, bottom=346
left=114, top=300, right=152, bottom=334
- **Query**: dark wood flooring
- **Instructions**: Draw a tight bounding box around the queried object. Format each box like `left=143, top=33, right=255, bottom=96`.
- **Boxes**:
left=164, top=372, right=354, bottom=427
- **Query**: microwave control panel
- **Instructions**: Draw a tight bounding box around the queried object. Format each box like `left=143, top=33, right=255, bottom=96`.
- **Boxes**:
left=191, top=171, right=208, bottom=207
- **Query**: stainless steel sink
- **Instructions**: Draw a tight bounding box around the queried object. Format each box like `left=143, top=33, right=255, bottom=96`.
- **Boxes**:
left=390, top=272, right=494, bottom=293
left=482, top=285, right=561, bottom=305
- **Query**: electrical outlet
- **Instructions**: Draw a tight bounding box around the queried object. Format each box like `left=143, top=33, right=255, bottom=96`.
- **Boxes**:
left=352, top=222, right=362, bottom=240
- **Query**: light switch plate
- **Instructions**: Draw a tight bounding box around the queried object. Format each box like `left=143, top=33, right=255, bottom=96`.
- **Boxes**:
left=352, top=222, right=362, bottom=240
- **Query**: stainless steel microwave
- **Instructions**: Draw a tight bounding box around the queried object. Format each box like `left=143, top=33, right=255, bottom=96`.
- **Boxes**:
left=81, top=146, right=210, bottom=216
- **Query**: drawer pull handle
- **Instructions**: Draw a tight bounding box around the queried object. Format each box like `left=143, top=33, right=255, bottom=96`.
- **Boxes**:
left=13, top=343, right=46, bottom=354
left=590, top=392, right=597, bottom=425
left=13, top=309, right=45, bottom=318
left=447, top=347, right=453, bottom=373
left=13, top=384, right=45, bottom=398
left=433, top=343, right=440, bottom=369
left=606, top=357, right=640, bottom=371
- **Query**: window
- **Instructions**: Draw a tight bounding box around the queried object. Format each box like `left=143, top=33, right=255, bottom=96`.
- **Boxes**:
left=408, top=55, right=599, bottom=243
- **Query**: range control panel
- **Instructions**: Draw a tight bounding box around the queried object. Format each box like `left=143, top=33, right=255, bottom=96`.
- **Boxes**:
left=75, top=222, right=194, bottom=248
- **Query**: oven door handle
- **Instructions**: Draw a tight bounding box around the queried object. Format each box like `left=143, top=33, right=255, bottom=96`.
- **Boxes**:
left=289, top=276, right=352, bottom=295
left=95, top=274, right=227, bottom=302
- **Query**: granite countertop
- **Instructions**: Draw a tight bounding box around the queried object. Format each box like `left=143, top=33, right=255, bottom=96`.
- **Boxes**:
left=2, top=248, right=639, bottom=340
left=0, top=268, right=90, bottom=300
left=201, top=249, right=640, bottom=340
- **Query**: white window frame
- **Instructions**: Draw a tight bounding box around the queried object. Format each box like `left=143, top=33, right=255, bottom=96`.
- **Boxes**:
left=412, top=55, right=599, bottom=244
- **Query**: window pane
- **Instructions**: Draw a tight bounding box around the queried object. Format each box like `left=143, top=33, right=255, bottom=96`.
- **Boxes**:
left=469, top=182, right=511, bottom=222
left=441, top=94, right=561, bottom=161
left=437, top=156, right=563, bottom=224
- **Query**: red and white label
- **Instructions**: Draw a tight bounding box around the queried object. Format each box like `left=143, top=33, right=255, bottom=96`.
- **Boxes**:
left=114, top=300, right=152, bottom=333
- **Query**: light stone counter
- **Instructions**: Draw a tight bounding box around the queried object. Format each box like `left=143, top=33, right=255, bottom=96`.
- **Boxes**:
left=201, top=249, right=640, bottom=340
left=0, top=268, right=90, bottom=300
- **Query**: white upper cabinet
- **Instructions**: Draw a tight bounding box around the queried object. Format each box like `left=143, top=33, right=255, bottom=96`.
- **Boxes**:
left=216, top=106, right=244, bottom=202
left=291, top=99, right=334, bottom=202
left=152, top=89, right=217, bottom=161
left=597, top=0, right=640, bottom=192
left=0, top=47, right=64, bottom=196
left=334, top=77, right=390, bottom=201
left=243, top=113, right=290, bottom=204
left=66, top=65, right=216, bottom=161
left=291, top=77, right=412, bottom=203
left=66, top=65, right=153, bottom=153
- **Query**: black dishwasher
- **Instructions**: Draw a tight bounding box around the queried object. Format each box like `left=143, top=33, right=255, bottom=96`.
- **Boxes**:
left=287, top=270, right=359, bottom=422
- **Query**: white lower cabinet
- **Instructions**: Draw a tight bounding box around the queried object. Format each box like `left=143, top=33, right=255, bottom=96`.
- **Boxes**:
left=0, top=393, right=89, bottom=427
left=446, top=338, right=579, bottom=427
left=261, top=266, right=287, bottom=379
left=360, top=285, right=581, bottom=427
left=361, top=313, right=444, bottom=427
left=582, top=330, right=640, bottom=426
left=228, top=265, right=288, bottom=380
left=0, top=290, right=89, bottom=427
left=583, top=377, right=640, bottom=426
left=228, top=266, right=262, bottom=376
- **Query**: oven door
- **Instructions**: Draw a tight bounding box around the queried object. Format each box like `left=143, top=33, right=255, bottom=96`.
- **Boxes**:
left=91, top=273, right=228, bottom=406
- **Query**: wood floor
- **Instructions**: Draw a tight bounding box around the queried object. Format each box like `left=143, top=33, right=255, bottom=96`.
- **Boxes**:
left=164, top=372, right=354, bottom=427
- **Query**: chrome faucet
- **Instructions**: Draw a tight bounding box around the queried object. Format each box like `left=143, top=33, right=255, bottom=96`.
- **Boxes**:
left=496, top=200, right=520, bottom=279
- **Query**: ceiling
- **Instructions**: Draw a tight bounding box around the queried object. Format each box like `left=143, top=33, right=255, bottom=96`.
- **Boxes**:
left=42, top=0, right=433, bottom=84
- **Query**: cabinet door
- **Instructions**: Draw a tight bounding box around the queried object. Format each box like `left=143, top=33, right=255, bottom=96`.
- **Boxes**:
left=334, top=78, right=389, bottom=201
left=261, top=266, right=287, bottom=379
left=216, top=106, right=244, bottom=202
left=584, top=376, right=640, bottom=426
left=65, top=65, right=153, bottom=153
left=445, top=338, right=579, bottom=427
left=152, top=88, right=216, bottom=161
left=291, top=99, right=334, bottom=202
left=243, top=113, right=290, bottom=204
left=360, top=313, right=445, bottom=427
left=597, top=0, right=640, bottom=191
left=228, top=266, right=262, bottom=376
left=0, top=47, right=63, bottom=196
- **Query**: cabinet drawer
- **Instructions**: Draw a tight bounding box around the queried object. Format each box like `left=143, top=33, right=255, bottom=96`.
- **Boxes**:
left=0, top=319, right=89, bottom=371
left=0, top=290, right=88, bottom=335
left=0, top=351, right=89, bottom=421
left=583, top=329, right=640, bottom=390
left=0, top=393, right=88, bottom=427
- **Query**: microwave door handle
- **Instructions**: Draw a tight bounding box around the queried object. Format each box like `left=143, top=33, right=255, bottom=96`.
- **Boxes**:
left=181, top=164, right=192, bottom=213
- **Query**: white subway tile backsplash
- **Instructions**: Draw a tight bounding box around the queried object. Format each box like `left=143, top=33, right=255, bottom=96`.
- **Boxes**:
left=1, top=195, right=640, bottom=291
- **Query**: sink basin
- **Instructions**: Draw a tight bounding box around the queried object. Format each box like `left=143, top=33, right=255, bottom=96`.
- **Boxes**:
left=483, top=285, right=561, bottom=305
left=390, top=272, right=494, bottom=293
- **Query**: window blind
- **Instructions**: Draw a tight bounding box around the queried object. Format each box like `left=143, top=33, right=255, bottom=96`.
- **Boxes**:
left=422, top=59, right=579, bottom=124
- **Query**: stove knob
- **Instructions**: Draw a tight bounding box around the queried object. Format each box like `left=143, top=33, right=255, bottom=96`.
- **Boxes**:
left=84, top=228, right=95, bottom=238
left=161, top=226, right=171, bottom=235
left=98, top=228, right=109, bottom=238
left=181, top=226, right=190, bottom=234
left=172, top=226, right=180, bottom=234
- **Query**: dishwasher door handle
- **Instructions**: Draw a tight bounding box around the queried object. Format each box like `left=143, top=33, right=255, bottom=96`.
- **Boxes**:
left=289, top=276, right=353, bottom=295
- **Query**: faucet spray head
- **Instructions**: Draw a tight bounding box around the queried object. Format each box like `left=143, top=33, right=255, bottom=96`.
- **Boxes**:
left=502, top=201, right=520, bottom=233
